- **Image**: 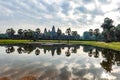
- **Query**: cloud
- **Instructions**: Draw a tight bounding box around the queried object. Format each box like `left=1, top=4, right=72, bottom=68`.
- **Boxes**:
left=82, top=0, right=94, bottom=4
left=98, top=0, right=112, bottom=4
left=0, top=0, right=120, bottom=35
left=61, top=1, right=72, bottom=15
left=76, top=6, right=89, bottom=14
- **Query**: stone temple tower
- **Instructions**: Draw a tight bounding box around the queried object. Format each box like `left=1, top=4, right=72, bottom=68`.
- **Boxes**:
left=51, top=25, right=56, bottom=37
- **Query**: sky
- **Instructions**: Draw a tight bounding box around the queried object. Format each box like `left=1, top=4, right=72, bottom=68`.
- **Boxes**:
left=0, top=0, right=120, bottom=35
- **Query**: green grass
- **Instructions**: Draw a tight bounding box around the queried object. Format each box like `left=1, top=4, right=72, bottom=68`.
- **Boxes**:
left=0, top=39, right=32, bottom=44
left=0, top=40, right=120, bottom=51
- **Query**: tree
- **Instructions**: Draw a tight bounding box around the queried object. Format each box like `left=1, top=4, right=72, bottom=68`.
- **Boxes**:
left=56, top=48, right=61, bottom=55
left=65, top=47, right=71, bottom=57
left=57, top=28, right=62, bottom=42
left=23, top=29, right=34, bottom=40
left=72, top=31, right=77, bottom=36
left=17, top=47, right=24, bottom=54
left=72, top=31, right=78, bottom=40
left=35, top=28, right=41, bottom=40
left=115, top=24, right=120, bottom=41
left=89, top=29, right=93, bottom=36
left=23, top=30, right=28, bottom=39
left=6, top=28, right=15, bottom=39
left=35, top=28, right=41, bottom=35
left=18, top=29, right=23, bottom=39
left=66, top=28, right=71, bottom=35
left=27, top=29, right=34, bottom=40
left=6, top=46, right=15, bottom=53
left=101, top=17, right=114, bottom=42
left=35, top=49, right=40, bottom=55
left=66, top=28, right=71, bottom=43
left=83, top=31, right=91, bottom=40
left=94, top=28, right=100, bottom=41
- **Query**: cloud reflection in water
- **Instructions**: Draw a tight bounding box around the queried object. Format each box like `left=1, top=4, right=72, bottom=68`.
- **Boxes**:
left=0, top=44, right=120, bottom=80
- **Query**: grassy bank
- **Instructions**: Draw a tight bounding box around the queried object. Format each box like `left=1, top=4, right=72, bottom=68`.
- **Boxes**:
left=0, top=40, right=32, bottom=44
left=0, top=40, right=120, bottom=51
left=69, top=41, right=120, bottom=51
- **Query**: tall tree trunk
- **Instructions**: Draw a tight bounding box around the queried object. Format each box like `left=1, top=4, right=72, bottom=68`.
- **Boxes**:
left=106, top=32, right=111, bottom=42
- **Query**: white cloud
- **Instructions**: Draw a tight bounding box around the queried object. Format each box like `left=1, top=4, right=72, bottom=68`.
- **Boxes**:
left=85, top=3, right=95, bottom=11
left=0, top=0, right=120, bottom=35
left=101, top=3, right=118, bottom=13
left=44, top=14, right=53, bottom=19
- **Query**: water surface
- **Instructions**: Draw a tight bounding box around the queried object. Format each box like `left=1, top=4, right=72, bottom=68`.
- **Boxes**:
left=0, top=44, right=120, bottom=80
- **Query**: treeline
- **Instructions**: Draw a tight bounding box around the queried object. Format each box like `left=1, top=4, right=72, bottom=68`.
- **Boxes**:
left=2, top=26, right=80, bottom=41
left=83, top=28, right=103, bottom=41
left=83, top=17, right=120, bottom=42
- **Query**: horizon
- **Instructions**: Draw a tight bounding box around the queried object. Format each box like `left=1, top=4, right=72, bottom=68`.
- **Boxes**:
left=0, top=0, right=120, bottom=35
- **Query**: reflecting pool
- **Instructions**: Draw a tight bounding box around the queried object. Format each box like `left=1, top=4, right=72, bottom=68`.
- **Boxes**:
left=0, top=44, right=120, bottom=80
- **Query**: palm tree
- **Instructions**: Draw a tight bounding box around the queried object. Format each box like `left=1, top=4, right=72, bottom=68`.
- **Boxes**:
left=94, top=28, right=100, bottom=41
left=35, top=28, right=41, bottom=40
left=101, top=17, right=114, bottom=42
left=18, top=29, right=23, bottom=39
left=6, top=28, right=15, bottom=39
left=66, top=28, right=71, bottom=43
left=6, top=29, right=11, bottom=38
left=89, top=29, right=93, bottom=36
left=27, top=29, right=34, bottom=40
left=57, top=28, right=62, bottom=42
left=11, top=28, right=15, bottom=38
left=36, top=28, right=41, bottom=34
left=66, top=28, right=71, bottom=35
left=23, top=30, right=28, bottom=39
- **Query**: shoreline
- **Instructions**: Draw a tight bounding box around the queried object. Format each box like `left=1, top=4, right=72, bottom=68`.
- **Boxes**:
left=0, top=40, right=120, bottom=51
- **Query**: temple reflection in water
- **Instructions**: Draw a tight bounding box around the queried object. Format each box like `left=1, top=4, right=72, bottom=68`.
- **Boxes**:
left=4, top=44, right=120, bottom=72
left=0, top=44, right=120, bottom=80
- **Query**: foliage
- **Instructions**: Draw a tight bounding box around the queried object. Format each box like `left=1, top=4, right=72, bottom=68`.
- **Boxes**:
left=115, top=24, right=120, bottom=41
left=66, top=28, right=71, bottom=36
left=6, top=28, right=15, bottom=39
left=101, top=17, right=114, bottom=42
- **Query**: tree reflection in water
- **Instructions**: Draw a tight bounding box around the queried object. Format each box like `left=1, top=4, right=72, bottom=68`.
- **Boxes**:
left=4, top=44, right=120, bottom=78
left=85, top=46, right=120, bottom=72
left=17, top=47, right=24, bottom=54
left=56, top=47, right=61, bottom=55
left=65, top=47, right=71, bottom=57
left=35, top=48, right=40, bottom=55
left=100, top=49, right=120, bottom=72
left=71, top=46, right=79, bottom=53
left=6, top=46, right=15, bottom=54
left=23, top=45, right=35, bottom=54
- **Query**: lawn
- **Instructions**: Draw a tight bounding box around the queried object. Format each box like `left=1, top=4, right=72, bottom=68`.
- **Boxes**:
left=70, top=41, right=120, bottom=51
left=0, top=40, right=120, bottom=51
left=0, top=40, right=31, bottom=44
